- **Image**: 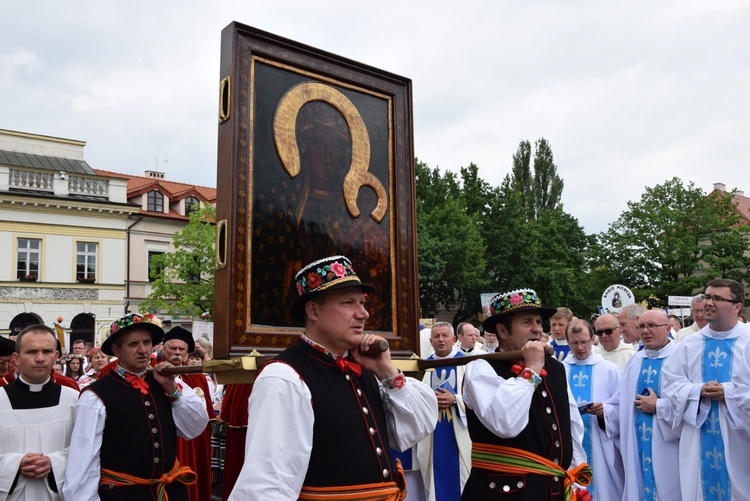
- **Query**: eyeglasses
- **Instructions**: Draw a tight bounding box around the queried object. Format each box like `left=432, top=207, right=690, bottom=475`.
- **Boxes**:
left=691, top=309, right=704, bottom=315
left=637, top=323, right=669, bottom=331
left=594, top=327, right=618, bottom=336
left=568, top=340, right=591, bottom=348
left=702, top=294, right=738, bottom=304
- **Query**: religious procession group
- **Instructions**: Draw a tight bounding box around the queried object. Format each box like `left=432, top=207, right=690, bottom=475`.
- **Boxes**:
left=417, top=277, right=750, bottom=501
left=1, top=253, right=749, bottom=501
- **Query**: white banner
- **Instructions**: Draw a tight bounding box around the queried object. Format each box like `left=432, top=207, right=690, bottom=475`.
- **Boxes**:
left=601, top=284, right=635, bottom=314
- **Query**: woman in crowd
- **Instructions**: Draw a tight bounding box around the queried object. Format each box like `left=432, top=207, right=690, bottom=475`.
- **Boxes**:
left=77, top=347, right=110, bottom=389
left=53, top=360, right=65, bottom=376
left=64, top=354, right=85, bottom=381
left=195, top=336, right=213, bottom=361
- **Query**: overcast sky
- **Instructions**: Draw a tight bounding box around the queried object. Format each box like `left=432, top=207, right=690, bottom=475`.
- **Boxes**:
left=2, top=1, right=748, bottom=234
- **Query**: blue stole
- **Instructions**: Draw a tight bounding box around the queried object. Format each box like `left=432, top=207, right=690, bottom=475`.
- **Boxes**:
left=701, top=337, right=735, bottom=500
left=635, top=356, right=664, bottom=501
left=427, top=352, right=464, bottom=501
left=568, top=363, right=594, bottom=495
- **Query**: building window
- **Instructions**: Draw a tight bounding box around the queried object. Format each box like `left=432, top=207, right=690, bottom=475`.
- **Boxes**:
left=148, top=251, right=165, bottom=282
left=17, top=238, right=41, bottom=280
left=185, top=196, right=200, bottom=216
left=147, top=190, right=164, bottom=212
left=76, top=242, right=98, bottom=281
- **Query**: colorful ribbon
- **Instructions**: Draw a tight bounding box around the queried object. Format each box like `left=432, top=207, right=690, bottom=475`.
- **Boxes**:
left=101, top=461, right=197, bottom=501
left=471, top=443, right=591, bottom=501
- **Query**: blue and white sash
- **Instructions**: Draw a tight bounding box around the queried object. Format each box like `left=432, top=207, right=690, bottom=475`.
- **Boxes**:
left=635, top=357, right=664, bottom=501
left=701, top=337, right=735, bottom=501
left=569, top=364, right=595, bottom=495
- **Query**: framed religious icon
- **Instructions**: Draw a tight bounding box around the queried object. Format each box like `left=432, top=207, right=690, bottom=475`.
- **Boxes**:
left=213, top=23, right=419, bottom=359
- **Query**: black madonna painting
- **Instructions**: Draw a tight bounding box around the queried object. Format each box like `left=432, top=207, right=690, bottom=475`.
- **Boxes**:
left=214, top=23, right=418, bottom=357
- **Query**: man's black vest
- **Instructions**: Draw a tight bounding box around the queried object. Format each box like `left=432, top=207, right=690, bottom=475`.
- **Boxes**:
left=274, top=339, right=396, bottom=486
left=461, top=357, right=573, bottom=500
left=87, top=371, right=187, bottom=501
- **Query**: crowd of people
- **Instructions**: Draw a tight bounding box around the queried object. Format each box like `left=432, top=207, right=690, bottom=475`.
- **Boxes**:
left=1, top=254, right=749, bottom=500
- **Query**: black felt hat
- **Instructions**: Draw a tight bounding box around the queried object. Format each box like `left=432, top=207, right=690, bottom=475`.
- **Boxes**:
left=0, top=336, right=15, bottom=357
left=163, top=326, right=195, bottom=353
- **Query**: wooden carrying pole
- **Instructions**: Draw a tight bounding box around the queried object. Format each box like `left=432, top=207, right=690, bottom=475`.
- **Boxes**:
left=160, top=341, right=553, bottom=382
left=416, top=345, right=554, bottom=371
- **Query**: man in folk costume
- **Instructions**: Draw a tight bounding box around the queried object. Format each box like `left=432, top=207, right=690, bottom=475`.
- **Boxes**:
left=603, top=309, right=681, bottom=500
left=229, top=255, right=438, bottom=501
left=663, top=278, right=750, bottom=500
left=416, top=322, right=471, bottom=501
left=63, top=313, right=208, bottom=500
left=562, top=319, right=625, bottom=501
left=0, top=325, right=78, bottom=500
left=162, top=326, right=215, bottom=501
left=461, top=288, right=590, bottom=500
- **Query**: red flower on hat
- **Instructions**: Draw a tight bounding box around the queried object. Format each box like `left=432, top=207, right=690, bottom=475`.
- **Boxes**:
left=510, top=293, right=523, bottom=306
left=331, top=261, right=347, bottom=278
left=307, top=272, right=322, bottom=289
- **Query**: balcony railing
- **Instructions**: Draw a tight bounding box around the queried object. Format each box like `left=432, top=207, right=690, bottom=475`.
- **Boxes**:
left=9, top=169, right=53, bottom=191
left=69, top=176, right=109, bottom=197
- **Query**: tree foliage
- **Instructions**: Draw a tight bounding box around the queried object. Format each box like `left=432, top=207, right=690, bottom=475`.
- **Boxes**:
left=595, top=177, right=750, bottom=302
left=416, top=140, right=588, bottom=319
left=509, top=138, right=564, bottom=220
left=416, top=160, right=488, bottom=317
left=140, top=204, right=216, bottom=317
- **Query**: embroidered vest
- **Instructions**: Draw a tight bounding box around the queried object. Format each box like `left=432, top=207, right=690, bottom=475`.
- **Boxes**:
left=274, top=339, right=395, bottom=487
left=464, top=357, right=572, bottom=500
left=87, top=371, right=186, bottom=501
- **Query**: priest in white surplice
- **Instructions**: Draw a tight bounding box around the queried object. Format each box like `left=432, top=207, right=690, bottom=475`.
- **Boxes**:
left=416, top=322, right=471, bottom=501
left=0, top=325, right=78, bottom=500
left=663, top=279, right=750, bottom=501
left=603, top=309, right=682, bottom=501
left=562, top=319, right=624, bottom=501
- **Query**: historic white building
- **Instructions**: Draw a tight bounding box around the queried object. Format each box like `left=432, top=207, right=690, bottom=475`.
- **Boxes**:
left=0, top=128, right=215, bottom=346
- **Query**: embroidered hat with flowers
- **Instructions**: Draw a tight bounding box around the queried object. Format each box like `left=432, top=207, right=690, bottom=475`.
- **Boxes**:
left=481, top=288, right=557, bottom=336
left=101, top=312, right=165, bottom=356
left=290, top=255, right=376, bottom=321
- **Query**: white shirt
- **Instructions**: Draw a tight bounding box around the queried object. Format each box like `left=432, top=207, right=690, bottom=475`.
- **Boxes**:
left=62, top=375, right=208, bottom=500
left=228, top=362, right=438, bottom=501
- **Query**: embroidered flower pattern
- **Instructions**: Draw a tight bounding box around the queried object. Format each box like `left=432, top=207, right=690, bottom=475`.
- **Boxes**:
left=331, top=261, right=347, bottom=278
left=489, top=289, right=542, bottom=316
left=294, top=256, right=360, bottom=296
left=109, top=313, right=145, bottom=337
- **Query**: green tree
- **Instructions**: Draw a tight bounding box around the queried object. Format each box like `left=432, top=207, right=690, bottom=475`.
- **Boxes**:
left=509, top=138, right=564, bottom=220
left=416, top=160, right=488, bottom=317
left=140, top=204, right=216, bottom=317
left=597, top=178, right=750, bottom=301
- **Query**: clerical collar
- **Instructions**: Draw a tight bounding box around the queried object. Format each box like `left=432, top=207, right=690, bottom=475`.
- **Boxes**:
left=707, top=323, right=742, bottom=340
left=571, top=353, right=596, bottom=365
left=644, top=339, right=672, bottom=357
left=432, top=346, right=460, bottom=360
left=17, top=374, right=50, bottom=392
left=301, top=334, right=346, bottom=360
left=115, top=365, right=149, bottom=379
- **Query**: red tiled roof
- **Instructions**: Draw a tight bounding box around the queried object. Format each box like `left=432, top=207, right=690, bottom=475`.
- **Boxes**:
left=733, top=192, right=750, bottom=222
left=94, top=169, right=217, bottom=202
left=709, top=187, right=750, bottom=222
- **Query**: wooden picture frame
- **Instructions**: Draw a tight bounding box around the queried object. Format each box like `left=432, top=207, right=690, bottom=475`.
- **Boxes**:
left=213, top=23, right=419, bottom=359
